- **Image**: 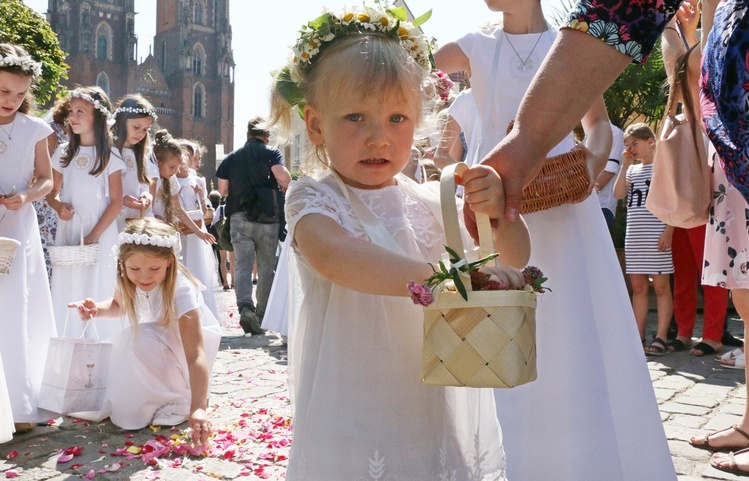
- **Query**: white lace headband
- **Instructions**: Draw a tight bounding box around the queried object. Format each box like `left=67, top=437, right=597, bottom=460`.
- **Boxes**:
left=0, top=54, right=42, bottom=78
left=70, top=91, right=116, bottom=126
left=115, top=106, right=158, bottom=121
left=113, top=231, right=182, bottom=259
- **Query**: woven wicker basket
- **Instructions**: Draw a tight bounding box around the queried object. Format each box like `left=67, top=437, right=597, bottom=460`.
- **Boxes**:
left=0, top=237, right=21, bottom=276
left=521, top=149, right=589, bottom=214
left=422, top=163, right=537, bottom=388
left=48, top=216, right=99, bottom=268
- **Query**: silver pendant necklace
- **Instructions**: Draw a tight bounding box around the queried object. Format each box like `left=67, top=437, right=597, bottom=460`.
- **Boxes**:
left=0, top=118, right=15, bottom=140
left=504, top=29, right=546, bottom=72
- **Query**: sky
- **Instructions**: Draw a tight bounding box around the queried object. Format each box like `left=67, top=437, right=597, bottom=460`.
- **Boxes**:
left=25, top=0, right=569, bottom=147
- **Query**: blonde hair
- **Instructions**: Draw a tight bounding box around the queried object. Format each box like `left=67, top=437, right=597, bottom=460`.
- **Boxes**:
left=152, top=130, right=182, bottom=223
left=269, top=33, right=435, bottom=172
left=116, top=217, right=198, bottom=328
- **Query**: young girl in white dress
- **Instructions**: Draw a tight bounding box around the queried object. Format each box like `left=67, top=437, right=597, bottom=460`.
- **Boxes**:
left=47, top=86, right=125, bottom=340
left=175, top=152, right=217, bottom=315
left=113, top=94, right=159, bottom=231
left=434, top=1, right=677, bottom=480
left=150, top=130, right=214, bottom=246
left=268, top=6, right=533, bottom=479
left=0, top=43, right=58, bottom=434
left=69, top=217, right=220, bottom=442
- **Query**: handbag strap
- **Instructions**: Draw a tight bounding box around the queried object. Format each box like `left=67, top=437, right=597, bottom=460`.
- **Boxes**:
left=440, top=163, right=495, bottom=295
left=62, top=307, right=102, bottom=345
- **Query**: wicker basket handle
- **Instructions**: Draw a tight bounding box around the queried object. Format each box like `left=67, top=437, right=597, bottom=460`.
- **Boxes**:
left=440, top=163, right=495, bottom=294
left=62, top=212, right=86, bottom=247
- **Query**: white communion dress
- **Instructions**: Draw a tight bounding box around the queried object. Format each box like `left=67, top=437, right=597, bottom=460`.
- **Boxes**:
left=176, top=174, right=217, bottom=315
left=0, top=353, right=13, bottom=443
left=50, top=145, right=126, bottom=340
left=74, top=270, right=221, bottom=429
left=455, top=25, right=677, bottom=481
left=285, top=175, right=506, bottom=481
left=0, top=113, right=58, bottom=424
left=116, top=147, right=155, bottom=231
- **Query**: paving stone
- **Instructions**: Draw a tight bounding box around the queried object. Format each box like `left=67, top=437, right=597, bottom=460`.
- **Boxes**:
left=661, top=402, right=713, bottom=416
left=668, top=414, right=710, bottom=429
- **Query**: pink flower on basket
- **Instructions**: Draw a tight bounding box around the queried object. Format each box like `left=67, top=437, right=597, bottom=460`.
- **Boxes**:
left=408, top=281, right=434, bottom=306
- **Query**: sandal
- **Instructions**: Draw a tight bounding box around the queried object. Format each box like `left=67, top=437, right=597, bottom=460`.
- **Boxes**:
left=721, top=352, right=746, bottom=370
left=668, top=338, right=691, bottom=352
left=645, top=337, right=669, bottom=356
left=711, top=447, right=749, bottom=474
left=690, top=341, right=721, bottom=357
left=690, top=425, right=749, bottom=451
left=717, top=348, right=744, bottom=363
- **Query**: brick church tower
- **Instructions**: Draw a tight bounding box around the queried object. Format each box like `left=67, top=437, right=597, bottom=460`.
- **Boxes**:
left=46, top=0, right=235, bottom=180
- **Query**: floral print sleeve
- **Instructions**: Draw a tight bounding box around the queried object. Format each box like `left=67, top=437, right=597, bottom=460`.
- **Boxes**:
left=565, top=0, right=682, bottom=64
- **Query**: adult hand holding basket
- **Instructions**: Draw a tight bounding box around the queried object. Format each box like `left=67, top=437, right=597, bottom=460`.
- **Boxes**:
left=420, top=163, right=540, bottom=388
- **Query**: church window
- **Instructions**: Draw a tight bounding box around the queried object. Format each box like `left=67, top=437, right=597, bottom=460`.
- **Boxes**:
left=193, top=83, right=205, bottom=118
left=95, top=22, right=112, bottom=60
left=96, top=72, right=110, bottom=96
left=194, top=1, right=205, bottom=25
left=192, top=44, right=205, bottom=76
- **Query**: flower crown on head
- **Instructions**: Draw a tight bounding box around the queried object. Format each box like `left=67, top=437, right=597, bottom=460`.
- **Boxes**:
left=115, top=106, right=158, bottom=121
left=70, top=91, right=116, bottom=126
left=0, top=54, right=42, bottom=78
left=113, top=230, right=181, bottom=259
left=276, top=3, right=434, bottom=112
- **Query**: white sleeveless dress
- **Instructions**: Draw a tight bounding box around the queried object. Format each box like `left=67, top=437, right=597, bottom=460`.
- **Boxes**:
left=176, top=174, right=217, bottom=315
left=50, top=145, right=126, bottom=340
left=285, top=175, right=506, bottom=481
left=0, top=113, right=58, bottom=424
left=73, top=271, right=221, bottom=429
left=456, top=25, right=677, bottom=481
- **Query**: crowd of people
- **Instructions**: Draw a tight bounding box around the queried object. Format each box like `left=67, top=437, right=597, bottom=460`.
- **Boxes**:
left=2, top=0, right=749, bottom=478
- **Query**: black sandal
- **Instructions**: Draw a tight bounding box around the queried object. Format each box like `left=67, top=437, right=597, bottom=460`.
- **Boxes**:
left=691, top=341, right=720, bottom=357
left=645, top=337, right=669, bottom=356
left=668, top=338, right=691, bottom=352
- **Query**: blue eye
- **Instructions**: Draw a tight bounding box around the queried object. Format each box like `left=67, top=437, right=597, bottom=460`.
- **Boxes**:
left=390, top=114, right=405, bottom=123
left=346, top=113, right=362, bottom=121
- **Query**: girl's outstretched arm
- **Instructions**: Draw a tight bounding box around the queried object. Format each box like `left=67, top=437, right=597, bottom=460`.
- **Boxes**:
left=85, top=172, right=124, bottom=245
left=171, top=193, right=215, bottom=244
left=178, top=309, right=212, bottom=445
left=294, top=214, right=434, bottom=297
left=68, top=290, right=124, bottom=320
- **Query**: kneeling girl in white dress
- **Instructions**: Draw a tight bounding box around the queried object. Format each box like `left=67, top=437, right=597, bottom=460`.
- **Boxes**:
left=69, top=218, right=221, bottom=444
left=268, top=6, right=532, bottom=479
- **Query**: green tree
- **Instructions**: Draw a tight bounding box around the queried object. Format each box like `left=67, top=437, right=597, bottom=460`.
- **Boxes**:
left=0, top=0, right=67, bottom=105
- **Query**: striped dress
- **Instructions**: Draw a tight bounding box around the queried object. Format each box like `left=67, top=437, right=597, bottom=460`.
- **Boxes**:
left=624, top=163, right=674, bottom=274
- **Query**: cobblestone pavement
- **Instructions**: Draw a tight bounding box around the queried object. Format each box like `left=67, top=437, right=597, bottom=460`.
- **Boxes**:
left=0, top=287, right=746, bottom=480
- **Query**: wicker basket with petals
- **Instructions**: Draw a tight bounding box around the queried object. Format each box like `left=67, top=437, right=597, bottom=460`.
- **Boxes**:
left=0, top=237, right=20, bottom=275
left=421, top=163, right=538, bottom=388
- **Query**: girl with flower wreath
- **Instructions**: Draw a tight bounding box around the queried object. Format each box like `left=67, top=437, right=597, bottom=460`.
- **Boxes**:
left=0, top=43, right=58, bottom=436
left=433, top=1, right=676, bottom=480
left=269, top=5, right=532, bottom=480
left=113, top=94, right=159, bottom=231
left=68, top=217, right=220, bottom=441
left=46, top=86, right=126, bottom=341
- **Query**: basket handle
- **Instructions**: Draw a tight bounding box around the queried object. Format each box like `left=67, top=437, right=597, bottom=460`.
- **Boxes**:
left=62, top=211, right=86, bottom=247
left=439, top=163, right=495, bottom=294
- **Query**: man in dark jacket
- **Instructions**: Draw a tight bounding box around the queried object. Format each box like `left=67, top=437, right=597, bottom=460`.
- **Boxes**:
left=217, top=118, right=291, bottom=334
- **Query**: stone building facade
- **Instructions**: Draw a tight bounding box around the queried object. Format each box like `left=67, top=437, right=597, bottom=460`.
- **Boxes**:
left=45, top=0, right=235, bottom=182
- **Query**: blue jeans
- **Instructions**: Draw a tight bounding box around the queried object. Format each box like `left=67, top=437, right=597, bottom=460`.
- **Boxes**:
left=229, top=212, right=279, bottom=316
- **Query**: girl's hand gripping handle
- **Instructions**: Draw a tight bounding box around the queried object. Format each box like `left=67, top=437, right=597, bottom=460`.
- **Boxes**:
left=68, top=298, right=98, bottom=321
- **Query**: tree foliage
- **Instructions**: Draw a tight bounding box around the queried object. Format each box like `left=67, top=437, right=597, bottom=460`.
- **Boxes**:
left=0, top=0, right=67, bottom=105
left=548, top=1, right=668, bottom=130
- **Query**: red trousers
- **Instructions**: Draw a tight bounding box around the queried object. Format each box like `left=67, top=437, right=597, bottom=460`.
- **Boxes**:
left=672, top=225, right=729, bottom=341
